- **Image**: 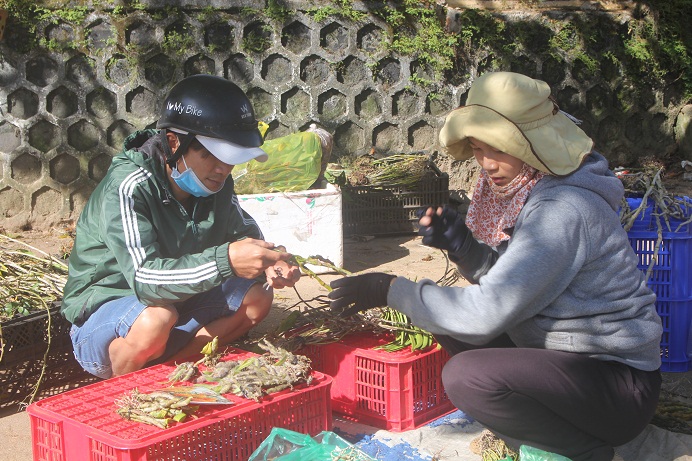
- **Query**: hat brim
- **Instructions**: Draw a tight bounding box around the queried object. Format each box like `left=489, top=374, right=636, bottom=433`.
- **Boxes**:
left=439, top=105, right=593, bottom=176
left=196, top=135, right=269, bottom=165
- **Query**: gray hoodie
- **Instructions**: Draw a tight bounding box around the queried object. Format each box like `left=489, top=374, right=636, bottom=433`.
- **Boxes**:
left=388, top=153, right=663, bottom=371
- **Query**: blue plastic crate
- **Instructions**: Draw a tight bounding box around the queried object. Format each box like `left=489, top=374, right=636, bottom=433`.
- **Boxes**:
left=623, top=196, right=692, bottom=372
left=657, top=298, right=692, bottom=372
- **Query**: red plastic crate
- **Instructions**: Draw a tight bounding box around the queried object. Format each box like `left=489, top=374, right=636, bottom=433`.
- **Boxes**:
left=299, top=333, right=454, bottom=432
left=27, top=349, right=332, bottom=461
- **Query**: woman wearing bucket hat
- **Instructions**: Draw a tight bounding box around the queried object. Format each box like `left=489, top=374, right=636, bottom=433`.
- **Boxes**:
left=328, top=72, right=662, bottom=461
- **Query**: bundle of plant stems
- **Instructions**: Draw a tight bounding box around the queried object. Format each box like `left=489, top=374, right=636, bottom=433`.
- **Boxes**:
left=619, top=167, right=692, bottom=233
left=247, top=249, right=460, bottom=353
left=0, top=234, right=68, bottom=406
left=347, top=153, right=431, bottom=188
left=618, top=166, right=692, bottom=280
left=0, top=234, right=68, bottom=322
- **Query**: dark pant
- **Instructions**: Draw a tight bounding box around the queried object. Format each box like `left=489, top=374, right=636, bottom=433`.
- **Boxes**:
left=436, top=334, right=661, bottom=461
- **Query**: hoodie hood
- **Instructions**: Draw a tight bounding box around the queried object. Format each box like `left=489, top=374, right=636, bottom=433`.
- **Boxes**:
left=110, top=129, right=167, bottom=174
left=532, top=152, right=624, bottom=211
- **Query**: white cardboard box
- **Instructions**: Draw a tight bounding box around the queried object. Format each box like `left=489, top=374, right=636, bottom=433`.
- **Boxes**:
left=238, top=183, right=343, bottom=274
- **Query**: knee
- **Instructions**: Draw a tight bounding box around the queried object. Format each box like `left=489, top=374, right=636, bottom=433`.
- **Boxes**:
left=135, top=306, right=178, bottom=344
left=242, top=284, right=273, bottom=324
left=441, top=352, right=488, bottom=413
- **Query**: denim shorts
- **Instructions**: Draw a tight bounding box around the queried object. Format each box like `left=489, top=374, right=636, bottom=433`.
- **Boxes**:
left=70, top=277, right=258, bottom=379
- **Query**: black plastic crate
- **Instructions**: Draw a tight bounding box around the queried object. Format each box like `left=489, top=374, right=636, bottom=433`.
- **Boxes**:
left=0, top=302, right=97, bottom=408
left=342, top=162, right=450, bottom=236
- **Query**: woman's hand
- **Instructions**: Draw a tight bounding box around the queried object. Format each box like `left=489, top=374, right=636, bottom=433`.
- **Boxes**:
left=416, top=205, right=472, bottom=254
left=328, top=272, right=396, bottom=317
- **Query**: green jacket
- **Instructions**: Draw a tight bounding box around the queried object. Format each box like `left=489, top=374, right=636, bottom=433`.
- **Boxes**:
left=61, top=130, right=263, bottom=326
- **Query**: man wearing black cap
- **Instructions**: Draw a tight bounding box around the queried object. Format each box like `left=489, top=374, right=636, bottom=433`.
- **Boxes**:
left=62, top=75, right=300, bottom=379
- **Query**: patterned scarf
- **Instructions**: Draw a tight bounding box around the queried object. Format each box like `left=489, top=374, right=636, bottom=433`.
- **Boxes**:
left=466, top=164, right=545, bottom=247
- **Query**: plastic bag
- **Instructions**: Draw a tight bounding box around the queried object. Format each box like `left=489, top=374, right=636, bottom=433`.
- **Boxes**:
left=233, top=130, right=323, bottom=195
left=248, top=427, right=376, bottom=461
left=519, top=445, right=572, bottom=461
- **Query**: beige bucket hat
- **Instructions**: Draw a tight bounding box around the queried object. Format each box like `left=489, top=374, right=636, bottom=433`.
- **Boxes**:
left=439, top=72, right=594, bottom=176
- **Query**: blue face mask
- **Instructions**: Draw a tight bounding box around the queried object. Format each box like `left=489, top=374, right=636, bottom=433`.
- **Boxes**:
left=170, top=156, right=217, bottom=197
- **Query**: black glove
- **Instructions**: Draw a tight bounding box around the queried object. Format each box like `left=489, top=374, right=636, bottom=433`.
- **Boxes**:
left=416, top=205, right=472, bottom=255
left=328, top=273, right=396, bottom=317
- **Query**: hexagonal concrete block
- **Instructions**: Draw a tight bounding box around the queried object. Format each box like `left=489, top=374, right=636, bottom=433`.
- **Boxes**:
left=427, top=90, right=453, bottom=116
left=596, top=116, right=621, bottom=143
left=0, top=121, right=21, bottom=153
left=224, top=54, right=254, bottom=84
left=126, top=86, right=157, bottom=116
left=0, top=57, right=20, bottom=87
left=68, top=120, right=101, bottom=151
left=0, top=186, right=24, bottom=218
left=11, top=152, right=42, bottom=183
left=126, top=20, right=157, bottom=49
left=375, top=58, right=401, bottom=87
left=318, top=90, right=347, bottom=122
left=205, top=22, right=234, bottom=51
left=541, top=56, right=566, bottom=87
left=8, top=88, right=39, bottom=119
left=334, top=121, right=365, bottom=156
left=357, top=24, right=384, bottom=53
left=145, top=54, right=175, bottom=86
left=336, top=56, right=369, bottom=87
left=281, top=87, right=310, bottom=119
left=282, top=21, right=311, bottom=55
left=300, top=55, right=330, bottom=85
left=45, top=21, right=76, bottom=49
left=32, top=186, right=63, bottom=217
left=261, top=54, right=293, bottom=85
left=50, top=153, right=80, bottom=184
left=48, top=86, right=79, bottom=118
left=373, top=123, right=402, bottom=153
left=355, top=89, right=382, bottom=118
left=624, top=113, right=643, bottom=143
left=28, top=120, right=60, bottom=152
left=247, top=88, right=274, bottom=120
left=89, top=153, right=113, bottom=182
left=243, top=21, right=272, bottom=54
left=320, top=22, right=348, bottom=53
left=184, top=54, right=215, bottom=76
left=71, top=186, right=96, bottom=215
left=87, top=19, right=116, bottom=50
left=67, top=54, right=97, bottom=87
left=556, top=86, right=581, bottom=116
left=408, top=121, right=435, bottom=151
left=586, top=85, right=611, bottom=118
left=107, top=120, right=136, bottom=150
left=411, top=60, right=435, bottom=84
left=87, top=87, right=117, bottom=120
left=264, top=120, right=291, bottom=139
left=26, top=55, right=58, bottom=87
left=393, top=89, right=421, bottom=118
left=106, top=54, right=134, bottom=86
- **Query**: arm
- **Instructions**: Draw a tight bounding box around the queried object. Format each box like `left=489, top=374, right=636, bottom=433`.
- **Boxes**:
left=391, top=199, right=589, bottom=343
left=101, top=170, right=290, bottom=305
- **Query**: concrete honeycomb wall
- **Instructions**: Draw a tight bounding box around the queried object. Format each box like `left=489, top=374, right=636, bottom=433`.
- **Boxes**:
left=0, top=1, right=690, bottom=230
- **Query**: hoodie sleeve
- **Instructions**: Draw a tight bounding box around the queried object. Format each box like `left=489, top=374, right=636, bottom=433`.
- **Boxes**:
left=387, top=197, right=590, bottom=344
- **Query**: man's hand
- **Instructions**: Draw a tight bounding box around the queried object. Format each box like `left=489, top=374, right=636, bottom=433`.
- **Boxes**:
left=227, top=239, right=294, bottom=279
left=328, top=273, right=396, bottom=317
left=416, top=205, right=472, bottom=254
left=264, top=259, right=301, bottom=289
